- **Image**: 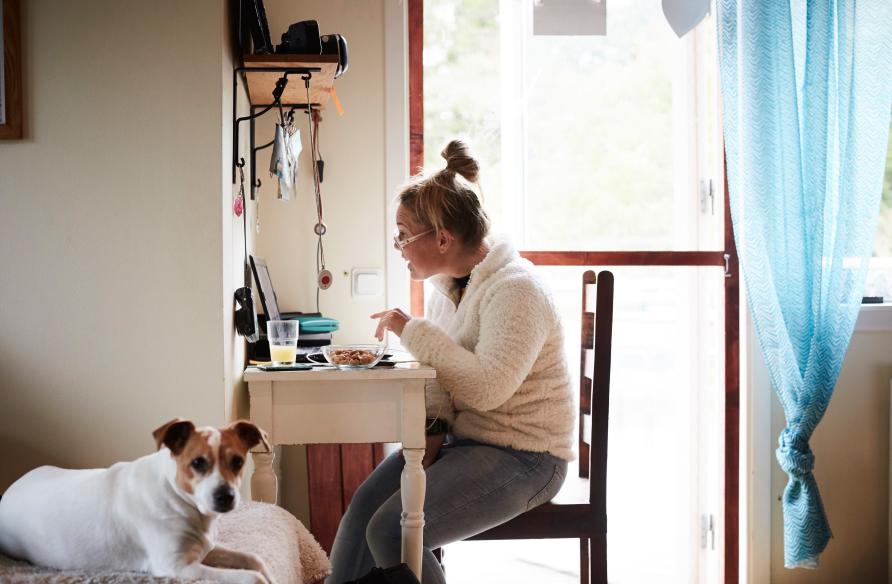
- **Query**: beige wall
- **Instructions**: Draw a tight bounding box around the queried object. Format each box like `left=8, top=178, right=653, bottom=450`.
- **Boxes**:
left=225, top=2, right=253, bottom=429
left=753, top=328, right=892, bottom=582
left=0, top=0, right=240, bottom=490
left=0, top=0, right=389, bottom=520
left=255, top=0, right=388, bottom=344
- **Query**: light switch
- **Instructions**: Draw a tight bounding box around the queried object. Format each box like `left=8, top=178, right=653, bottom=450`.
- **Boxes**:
left=352, top=268, right=383, bottom=297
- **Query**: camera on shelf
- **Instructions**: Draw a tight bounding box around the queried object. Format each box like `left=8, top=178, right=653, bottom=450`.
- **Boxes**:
left=276, top=20, right=321, bottom=54
left=275, top=20, right=348, bottom=79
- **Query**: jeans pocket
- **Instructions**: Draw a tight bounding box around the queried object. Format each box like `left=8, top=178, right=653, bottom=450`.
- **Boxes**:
left=526, top=462, right=567, bottom=510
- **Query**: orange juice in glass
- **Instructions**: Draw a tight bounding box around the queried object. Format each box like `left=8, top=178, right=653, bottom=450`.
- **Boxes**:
left=267, top=320, right=299, bottom=365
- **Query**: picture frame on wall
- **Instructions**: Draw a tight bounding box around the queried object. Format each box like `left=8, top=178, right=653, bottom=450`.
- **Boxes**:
left=0, top=0, right=22, bottom=140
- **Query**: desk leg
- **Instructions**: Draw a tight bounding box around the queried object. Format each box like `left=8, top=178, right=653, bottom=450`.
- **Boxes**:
left=400, top=448, right=426, bottom=579
left=251, top=451, right=277, bottom=504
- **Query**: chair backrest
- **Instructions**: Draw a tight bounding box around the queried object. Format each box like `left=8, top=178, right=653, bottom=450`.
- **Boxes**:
left=578, top=270, right=614, bottom=514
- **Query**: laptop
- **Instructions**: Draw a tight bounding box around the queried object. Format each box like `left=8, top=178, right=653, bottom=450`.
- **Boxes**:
left=248, top=255, right=339, bottom=341
left=249, top=255, right=282, bottom=321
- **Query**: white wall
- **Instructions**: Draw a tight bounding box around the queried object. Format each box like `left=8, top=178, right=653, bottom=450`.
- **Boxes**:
left=747, top=314, right=892, bottom=582
left=0, top=0, right=240, bottom=490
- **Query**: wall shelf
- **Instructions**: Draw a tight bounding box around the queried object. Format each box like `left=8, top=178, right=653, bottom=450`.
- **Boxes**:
left=242, top=54, right=339, bottom=108
left=232, top=53, right=340, bottom=190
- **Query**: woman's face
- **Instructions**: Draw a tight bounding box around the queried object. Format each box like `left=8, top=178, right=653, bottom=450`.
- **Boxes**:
left=394, top=204, right=441, bottom=280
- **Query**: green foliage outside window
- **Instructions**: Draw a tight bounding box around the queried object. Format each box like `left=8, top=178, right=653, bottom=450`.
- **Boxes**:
left=423, top=0, right=679, bottom=251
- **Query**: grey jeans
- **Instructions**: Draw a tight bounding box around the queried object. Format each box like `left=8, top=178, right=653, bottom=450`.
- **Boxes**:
left=325, top=436, right=568, bottom=584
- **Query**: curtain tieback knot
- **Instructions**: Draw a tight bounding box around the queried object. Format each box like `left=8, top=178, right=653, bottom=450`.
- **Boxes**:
left=776, top=428, right=814, bottom=478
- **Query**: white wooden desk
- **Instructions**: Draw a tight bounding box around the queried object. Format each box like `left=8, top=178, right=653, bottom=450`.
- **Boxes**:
left=243, top=364, right=436, bottom=578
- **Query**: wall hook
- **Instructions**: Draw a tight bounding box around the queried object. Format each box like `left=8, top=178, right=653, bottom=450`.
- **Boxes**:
left=250, top=178, right=262, bottom=202
left=231, top=64, right=321, bottom=184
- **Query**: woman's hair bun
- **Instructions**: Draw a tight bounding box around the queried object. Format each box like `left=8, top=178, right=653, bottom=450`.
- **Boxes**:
left=441, top=139, right=479, bottom=183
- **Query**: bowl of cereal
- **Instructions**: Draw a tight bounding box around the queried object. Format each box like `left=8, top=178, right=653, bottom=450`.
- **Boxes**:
left=320, top=344, right=386, bottom=369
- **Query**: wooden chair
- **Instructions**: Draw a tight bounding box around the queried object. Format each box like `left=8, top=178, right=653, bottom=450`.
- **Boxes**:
left=462, top=269, right=614, bottom=584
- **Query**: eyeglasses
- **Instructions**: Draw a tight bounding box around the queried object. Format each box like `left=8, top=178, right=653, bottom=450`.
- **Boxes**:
left=393, top=228, right=433, bottom=250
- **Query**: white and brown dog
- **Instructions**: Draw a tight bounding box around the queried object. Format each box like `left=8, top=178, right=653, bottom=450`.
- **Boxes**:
left=0, top=419, right=274, bottom=584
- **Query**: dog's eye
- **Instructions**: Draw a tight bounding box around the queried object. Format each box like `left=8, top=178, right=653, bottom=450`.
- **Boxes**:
left=190, top=457, right=208, bottom=473
left=231, top=456, right=244, bottom=472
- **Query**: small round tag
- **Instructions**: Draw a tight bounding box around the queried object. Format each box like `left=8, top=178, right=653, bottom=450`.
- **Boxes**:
left=318, top=269, right=333, bottom=290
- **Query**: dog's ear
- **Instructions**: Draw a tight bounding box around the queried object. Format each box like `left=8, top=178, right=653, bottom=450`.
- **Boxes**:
left=152, top=418, right=195, bottom=455
left=228, top=420, right=271, bottom=453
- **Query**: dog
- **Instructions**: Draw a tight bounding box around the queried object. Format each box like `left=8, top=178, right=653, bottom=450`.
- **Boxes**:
left=0, top=418, right=275, bottom=584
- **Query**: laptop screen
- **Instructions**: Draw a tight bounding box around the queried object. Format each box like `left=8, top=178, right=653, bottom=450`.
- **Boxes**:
left=249, top=256, right=280, bottom=321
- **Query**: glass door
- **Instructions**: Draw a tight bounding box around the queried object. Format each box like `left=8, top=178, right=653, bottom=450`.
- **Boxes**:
left=412, top=1, right=738, bottom=582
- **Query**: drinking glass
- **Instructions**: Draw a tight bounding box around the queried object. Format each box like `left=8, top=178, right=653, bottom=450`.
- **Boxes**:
left=267, top=320, right=299, bottom=365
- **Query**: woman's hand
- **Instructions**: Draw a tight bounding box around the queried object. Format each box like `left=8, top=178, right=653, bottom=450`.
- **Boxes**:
left=370, top=308, right=411, bottom=341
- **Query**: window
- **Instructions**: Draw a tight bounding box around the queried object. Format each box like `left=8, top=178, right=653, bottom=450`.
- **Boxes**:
left=422, top=1, right=728, bottom=582
left=864, top=116, right=892, bottom=300
left=423, top=0, right=723, bottom=252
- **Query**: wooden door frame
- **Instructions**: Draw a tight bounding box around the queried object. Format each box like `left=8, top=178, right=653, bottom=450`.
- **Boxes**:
left=407, top=1, right=739, bottom=581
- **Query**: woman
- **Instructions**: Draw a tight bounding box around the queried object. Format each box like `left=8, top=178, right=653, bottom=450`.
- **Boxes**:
left=326, top=140, right=574, bottom=584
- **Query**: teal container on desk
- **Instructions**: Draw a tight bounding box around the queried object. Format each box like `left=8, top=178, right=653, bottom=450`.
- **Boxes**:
left=291, top=314, right=340, bottom=334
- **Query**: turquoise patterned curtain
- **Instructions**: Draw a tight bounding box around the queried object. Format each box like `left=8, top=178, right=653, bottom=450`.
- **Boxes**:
left=717, top=0, right=892, bottom=569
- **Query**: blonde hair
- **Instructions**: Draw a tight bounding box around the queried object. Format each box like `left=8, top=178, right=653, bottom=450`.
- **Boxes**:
left=398, top=140, right=490, bottom=247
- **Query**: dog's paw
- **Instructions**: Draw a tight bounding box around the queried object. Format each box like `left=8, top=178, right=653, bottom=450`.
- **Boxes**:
left=258, top=562, right=276, bottom=584
left=238, top=552, right=275, bottom=584
left=228, top=569, right=268, bottom=584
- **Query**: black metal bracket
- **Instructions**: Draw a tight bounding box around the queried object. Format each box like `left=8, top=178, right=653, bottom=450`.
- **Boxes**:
left=232, top=66, right=321, bottom=199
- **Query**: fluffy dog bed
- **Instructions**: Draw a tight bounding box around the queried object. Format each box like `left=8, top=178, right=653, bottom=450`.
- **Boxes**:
left=0, top=501, right=330, bottom=584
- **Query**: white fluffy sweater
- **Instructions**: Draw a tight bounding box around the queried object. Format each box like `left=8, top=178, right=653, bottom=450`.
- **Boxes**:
left=400, top=238, right=575, bottom=461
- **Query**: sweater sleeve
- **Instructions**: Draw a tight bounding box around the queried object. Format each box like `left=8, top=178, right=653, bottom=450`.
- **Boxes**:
left=401, top=277, right=552, bottom=412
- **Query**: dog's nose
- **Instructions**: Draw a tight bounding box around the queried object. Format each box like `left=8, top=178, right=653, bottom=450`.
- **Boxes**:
left=213, top=485, right=236, bottom=512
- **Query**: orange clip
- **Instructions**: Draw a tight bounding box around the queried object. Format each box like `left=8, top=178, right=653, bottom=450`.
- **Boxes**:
left=330, top=86, right=345, bottom=116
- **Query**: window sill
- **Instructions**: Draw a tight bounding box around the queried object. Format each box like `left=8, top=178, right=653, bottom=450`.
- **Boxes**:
left=855, top=303, right=892, bottom=332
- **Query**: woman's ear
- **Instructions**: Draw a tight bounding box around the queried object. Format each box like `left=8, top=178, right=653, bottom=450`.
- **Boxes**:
left=437, top=229, right=454, bottom=253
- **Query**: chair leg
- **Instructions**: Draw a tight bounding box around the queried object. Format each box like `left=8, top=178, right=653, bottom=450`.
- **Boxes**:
left=590, top=535, right=607, bottom=584
left=579, top=538, right=589, bottom=584
left=433, top=547, right=444, bottom=574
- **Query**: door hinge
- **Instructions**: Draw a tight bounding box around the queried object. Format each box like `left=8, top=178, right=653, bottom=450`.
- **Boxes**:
left=700, top=179, right=715, bottom=215
left=700, top=513, right=716, bottom=550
